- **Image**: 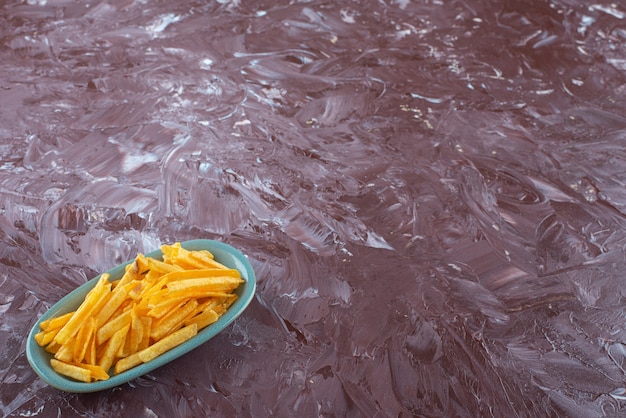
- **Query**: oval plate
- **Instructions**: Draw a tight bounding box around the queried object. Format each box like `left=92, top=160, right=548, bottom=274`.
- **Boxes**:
left=26, top=239, right=256, bottom=393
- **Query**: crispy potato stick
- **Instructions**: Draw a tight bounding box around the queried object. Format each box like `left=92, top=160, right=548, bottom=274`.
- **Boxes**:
left=85, top=330, right=97, bottom=365
left=51, top=359, right=92, bottom=383
left=212, top=295, right=238, bottom=315
left=54, top=340, right=75, bottom=363
left=189, top=250, right=230, bottom=270
left=115, top=324, right=198, bottom=376
left=138, top=324, right=198, bottom=363
left=138, top=316, right=152, bottom=351
left=128, top=310, right=143, bottom=355
left=35, top=328, right=59, bottom=347
left=39, top=311, right=75, bottom=332
left=184, top=308, right=219, bottom=330
left=143, top=256, right=184, bottom=274
left=45, top=341, right=60, bottom=355
left=166, top=276, right=243, bottom=293
left=160, top=242, right=181, bottom=263
left=150, top=300, right=198, bottom=341
left=143, top=269, right=238, bottom=299
left=165, top=290, right=236, bottom=304
left=94, top=284, right=129, bottom=327
left=113, top=352, right=143, bottom=375
left=78, top=363, right=109, bottom=381
left=98, top=324, right=130, bottom=372
left=126, top=281, right=146, bottom=300
left=96, top=309, right=132, bottom=345
left=54, top=275, right=111, bottom=345
left=147, top=298, right=187, bottom=319
left=166, top=244, right=229, bottom=270
left=73, top=317, right=95, bottom=364
left=116, top=258, right=142, bottom=288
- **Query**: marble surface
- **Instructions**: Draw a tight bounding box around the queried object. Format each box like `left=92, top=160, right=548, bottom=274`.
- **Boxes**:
left=2, top=0, right=626, bottom=416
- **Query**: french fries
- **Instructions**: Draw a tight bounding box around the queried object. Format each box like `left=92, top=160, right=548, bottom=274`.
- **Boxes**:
left=34, top=243, right=244, bottom=382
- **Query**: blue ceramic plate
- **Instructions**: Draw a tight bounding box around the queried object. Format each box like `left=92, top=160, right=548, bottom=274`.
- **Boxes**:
left=26, top=239, right=256, bottom=393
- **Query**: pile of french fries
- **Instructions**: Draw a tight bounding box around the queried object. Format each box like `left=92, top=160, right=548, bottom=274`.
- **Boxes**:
left=34, top=243, right=244, bottom=383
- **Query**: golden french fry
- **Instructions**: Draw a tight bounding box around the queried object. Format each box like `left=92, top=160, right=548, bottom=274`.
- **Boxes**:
left=126, top=281, right=145, bottom=300
left=73, top=317, right=95, bottom=364
left=128, top=310, right=143, bottom=355
left=35, top=328, right=59, bottom=347
left=184, top=308, right=219, bottom=330
left=150, top=300, right=198, bottom=341
left=54, top=275, right=111, bottom=345
left=189, top=250, right=229, bottom=270
left=212, top=295, right=238, bottom=315
left=34, top=331, right=46, bottom=346
left=85, top=330, right=97, bottom=365
left=144, top=288, right=170, bottom=309
left=192, top=249, right=216, bottom=260
left=164, top=244, right=229, bottom=270
left=51, top=359, right=92, bottom=383
left=77, top=363, right=109, bottom=381
left=147, top=298, right=187, bottom=319
left=114, top=352, right=143, bottom=375
left=96, top=309, right=132, bottom=346
left=94, top=284, right=129, bottom=327
left=138, top=316, right=152, bottom=351
left=143, top=269, right=237, bottom=300
left=144, top=256, right=184, bottom=274
left=134, top=253, right=150, bottom=273
left=54, top=340, right=75, bottom=363
left=39, top=311, right=75, bottom=332
left=160, top=242, right=181, bottom=263
left=98, top=324, right=130, bottom=372
left=222, top=294, right=238, bottom=310
left=116, top=258, right=142, bottom=288
left=45, top=340, right=61, bottom=354
left=138, top=324, right=198, bottom=363
left=164, top=290, right=235, bottom=304
left=165, top=276, right=243, bottom=293
left=117, top=328, right=132, bottom=358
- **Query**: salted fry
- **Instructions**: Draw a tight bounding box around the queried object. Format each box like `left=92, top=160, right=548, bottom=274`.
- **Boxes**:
left=139, top=324, right=198, bottom=363
left=85, top=331, right=97, bottom=365
left=189, top=250, right=229, bottom=270
left=51, top=359, right=91, bottom=383
left=184, top=308, right=219, bottom=330
left=117, top=258, right=142, bottom=287
left=54, top=340, right=75, bottom=363
left=147, top=298, right=187, bottom=319
left=166, top=245, right=230, bottom=270
left=98, top=325, right=129, bottom=372
left=144, top=256, right=184, bottom=274
left=73, top=317, right=95, bottom=364
left=54, top=275, right=111, bottom=345
left=96, top=309, right=132, bottom=345
left=166, top=276, right=243, bottom=293
left=163, top=290, right=235, bottom=305
left=143, top=269, right=238, bottom=299
left=138, top=316, right=152, bottom=351
left=39, top=311, right=75, bottom=332
left=114, top=352, right=143, bottom=375
left=35, top=329, right=58, bottom=347
left=94, top=284, right=129, bottom=327
left=126, top=308, right=142, bottom=354
left=34, top=243, right=244, bottom=382
left=78, top=363, right=109, bottom=381
left=45, top=340, right=61, bottom=355
left=150, top=299, right=198, bottom=341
